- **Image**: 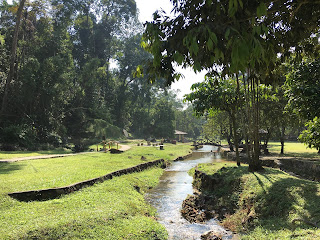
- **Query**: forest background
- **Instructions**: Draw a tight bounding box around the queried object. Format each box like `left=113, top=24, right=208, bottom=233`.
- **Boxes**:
left=0, top=0, right=204, bottom=152
left=0, top=0, right=319, bottom=157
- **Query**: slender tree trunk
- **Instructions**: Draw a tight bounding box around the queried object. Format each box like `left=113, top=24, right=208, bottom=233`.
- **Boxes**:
left=230, top=111, right=240, bottom=166
left=243, top=72, right=251, bottom=162
left=263, top=127, right=271, bottom=155
left=280, top=126, right=285, bottom=155
left=1, top=0, right=26, bottom=116
left=245, top=135, right=250, bottom=160
left=228, top=118, right=234, bottom=151
left=249, top=75, right=263, bottom=172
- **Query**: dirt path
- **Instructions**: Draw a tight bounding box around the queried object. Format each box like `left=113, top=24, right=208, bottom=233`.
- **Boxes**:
left=119, top=144, right=131, bottom=151
left=0, top=145, right=131, bottom=163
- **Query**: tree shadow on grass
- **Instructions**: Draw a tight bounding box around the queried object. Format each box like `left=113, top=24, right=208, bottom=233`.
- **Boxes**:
left=0, top=162, right=24, bottom=174
left=254, top=172, right=320, bottom=232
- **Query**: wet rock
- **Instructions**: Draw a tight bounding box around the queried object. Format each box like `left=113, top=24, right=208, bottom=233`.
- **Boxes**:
left=201, top=231, right=223, bottom=240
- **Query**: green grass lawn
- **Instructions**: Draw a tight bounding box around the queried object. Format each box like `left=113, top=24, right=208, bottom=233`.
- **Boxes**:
left=194, top=162, right=320, bottom=240
left=221, top=139, right=319, bottom=159
left=0, top=168, right=167, bottom=239
left=0, top=143, right=192, bottom=239
left=0, top=148, right=73, bottom=160
left=268, top=141, right=319, bottom=158
left=0, top=143, right=192, bottom=194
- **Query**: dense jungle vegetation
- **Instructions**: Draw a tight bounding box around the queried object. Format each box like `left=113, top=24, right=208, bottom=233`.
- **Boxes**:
left=0, top=0, right=203, bottom=151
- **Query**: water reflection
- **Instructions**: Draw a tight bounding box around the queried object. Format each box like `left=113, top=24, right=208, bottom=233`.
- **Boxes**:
left=145, top=145, right=233, bottom=240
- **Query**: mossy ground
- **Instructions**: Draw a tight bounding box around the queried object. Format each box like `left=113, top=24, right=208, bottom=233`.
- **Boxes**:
left=194, top=162, right=320, bottom=240
left=0, top=143, right=192, bottom=239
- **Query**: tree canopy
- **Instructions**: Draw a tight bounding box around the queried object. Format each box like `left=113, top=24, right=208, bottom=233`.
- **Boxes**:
left=143, top=0, right=320, bottom=170
left=143, top=0, right=320, bottom=83
left=0, top=0, right=203, bottom=151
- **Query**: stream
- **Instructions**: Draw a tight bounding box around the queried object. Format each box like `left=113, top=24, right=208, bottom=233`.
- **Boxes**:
left=145, top=145, right=233, bottom=240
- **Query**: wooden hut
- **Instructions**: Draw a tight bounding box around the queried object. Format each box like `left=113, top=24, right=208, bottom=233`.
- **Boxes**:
left=175, top=130, right=188, bottom=143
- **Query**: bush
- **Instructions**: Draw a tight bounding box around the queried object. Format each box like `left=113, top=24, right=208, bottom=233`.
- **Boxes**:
left=299, top=117, right=320, bottom=154
left=0, top=124, right=37, bottom=150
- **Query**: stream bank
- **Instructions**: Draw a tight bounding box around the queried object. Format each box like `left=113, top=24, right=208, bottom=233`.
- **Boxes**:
left=183, top=161, right=320, bottom=239
left=145, top=145, right=234, bottom=240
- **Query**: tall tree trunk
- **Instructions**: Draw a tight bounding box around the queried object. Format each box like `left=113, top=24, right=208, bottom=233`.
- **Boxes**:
left=249, top=75, right=263, bottom=172
left=280, top=126, right=285, bottom=155
left=234, top=74, right=241, bottom=166
left=245, top=135, right=250, bottom=160
left=1, top=0, right=26, bottom=116
left=228, top=118, right=234, bottom=151
left=243, top=72, right=251, bottom=162
left=264, top=128, right=271, bottom=155
left=230, top=111, right=240, bottom=166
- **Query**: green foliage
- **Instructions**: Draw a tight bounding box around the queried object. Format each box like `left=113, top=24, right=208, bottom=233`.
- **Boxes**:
left=202, top=110, right=231, bottom=141
left=186, top=76, right=243, bottom=115
left=151, top=97, right=175, bottom=138
left=143, top=0, right=319, bottom=170
left=144, top=0, right=319, bottom=83
left=0, top=34, right=4, bottom=45
left=286, top=58, right=320, bottom=120
left=299, top=117, right=320, bottom=153
left=0, top=124, right=38, bottom=150
left=0, top=0, right=193, bottom=150
left=175, top=105, right=205, bottom=139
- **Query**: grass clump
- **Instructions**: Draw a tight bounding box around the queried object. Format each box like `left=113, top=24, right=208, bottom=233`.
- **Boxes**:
left=195, top=162, right=320, bottom=239
left=0, top=168, right=167, bottom=239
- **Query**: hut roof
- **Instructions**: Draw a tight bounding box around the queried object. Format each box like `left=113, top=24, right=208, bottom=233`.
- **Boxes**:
left=175, top=130, right=188, bottom=135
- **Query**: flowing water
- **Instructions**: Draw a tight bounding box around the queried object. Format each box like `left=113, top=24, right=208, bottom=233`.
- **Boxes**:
left=145, top=145, right=233, bottom=240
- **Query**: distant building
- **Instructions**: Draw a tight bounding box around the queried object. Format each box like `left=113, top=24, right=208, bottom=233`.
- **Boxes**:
left=175, top=130, right=188, bottom=142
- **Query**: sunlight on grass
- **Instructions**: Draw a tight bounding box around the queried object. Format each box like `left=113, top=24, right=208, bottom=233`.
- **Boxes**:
left=268, top=141, right=319, bottom=158
left=0, top=143, right=193, bottom=239
left=0, top=143, right=192, bottom=194
left=0, top=168, right=167, bottom=239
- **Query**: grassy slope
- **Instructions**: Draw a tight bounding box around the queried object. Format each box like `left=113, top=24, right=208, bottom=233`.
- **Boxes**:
left=0, top=143, right=192, bottom=239
left=195, top=162, right=320, bottom=240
